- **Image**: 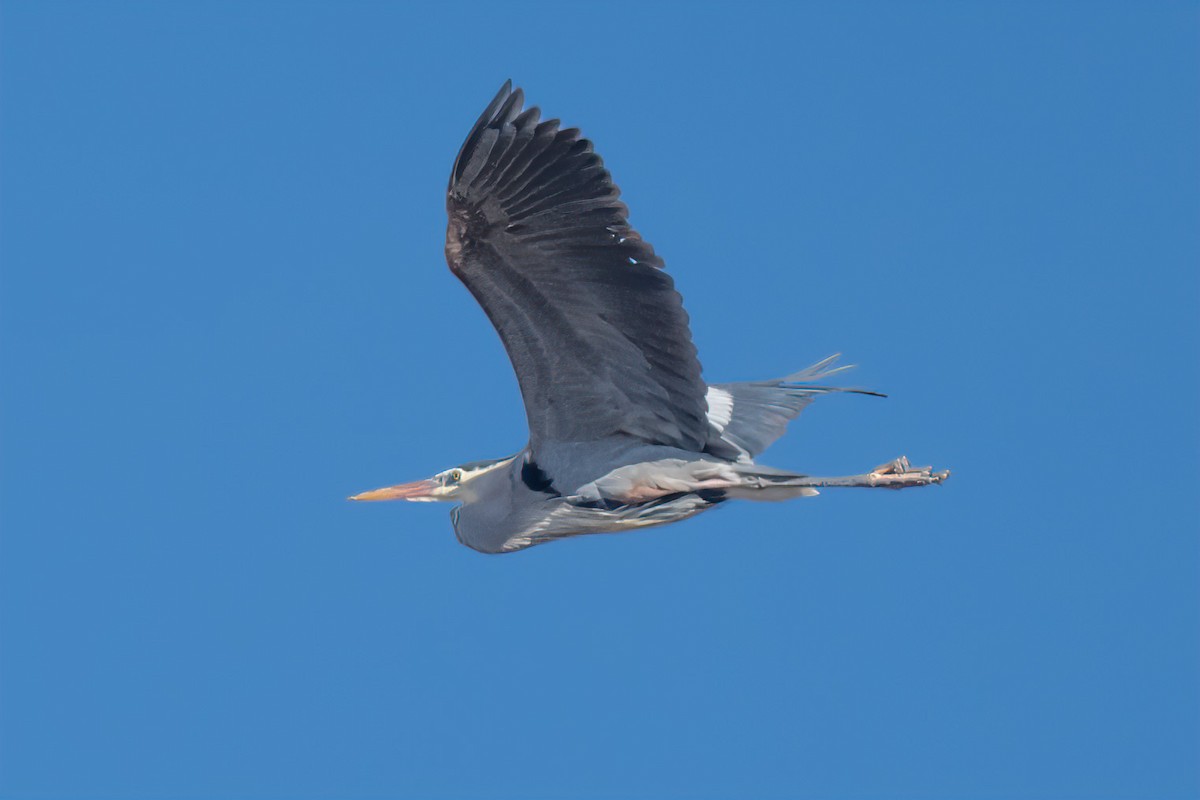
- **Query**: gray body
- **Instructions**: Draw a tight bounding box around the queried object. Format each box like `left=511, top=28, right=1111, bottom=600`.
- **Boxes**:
left=350, top=82, right=949, bottom=552
left=452, top=363, right=873, bottom=553
left=451, top=443, right=718, bottom=554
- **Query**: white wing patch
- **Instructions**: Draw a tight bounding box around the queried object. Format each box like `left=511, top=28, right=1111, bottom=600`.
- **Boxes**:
left=705, top=386, right=734, bottom=431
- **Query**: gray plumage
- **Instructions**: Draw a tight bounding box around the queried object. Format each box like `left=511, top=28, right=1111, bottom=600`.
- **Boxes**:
left=350, top=81, right=949, bottom=554
left=446, top=83, right=707, bottom=452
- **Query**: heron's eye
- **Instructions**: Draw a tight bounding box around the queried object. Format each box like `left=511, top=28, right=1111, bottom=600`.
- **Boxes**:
left=450, top=469, right=463, bottom=482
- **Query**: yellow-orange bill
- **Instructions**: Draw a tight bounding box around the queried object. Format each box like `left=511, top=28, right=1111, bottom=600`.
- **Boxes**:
left=348, top=479, right=439, bottom=501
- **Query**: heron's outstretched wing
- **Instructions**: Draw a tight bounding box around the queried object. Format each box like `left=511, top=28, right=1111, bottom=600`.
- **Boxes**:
left=445, top=81, right=709, bottom=452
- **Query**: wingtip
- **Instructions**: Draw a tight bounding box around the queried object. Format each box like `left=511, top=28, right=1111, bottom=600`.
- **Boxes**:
left=495, top=84, right=525, bottom=126
left=451, top=80, right=523, bottom=189
left=495, top=79, right=516, bottom=106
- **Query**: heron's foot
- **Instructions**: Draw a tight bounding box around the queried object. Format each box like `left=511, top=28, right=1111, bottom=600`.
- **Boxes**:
left=868, top=456, right=950, bottom=488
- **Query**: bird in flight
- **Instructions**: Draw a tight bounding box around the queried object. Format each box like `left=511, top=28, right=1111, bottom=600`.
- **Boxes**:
left=350, top=81, right=949, bottom=553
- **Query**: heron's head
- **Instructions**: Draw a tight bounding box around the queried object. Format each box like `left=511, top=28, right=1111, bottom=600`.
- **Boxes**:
left=348, top=458, right=511, bottom=504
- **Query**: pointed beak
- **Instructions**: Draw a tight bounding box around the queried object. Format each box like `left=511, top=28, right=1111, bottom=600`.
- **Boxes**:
left=348, top=479, right=440, bottom=502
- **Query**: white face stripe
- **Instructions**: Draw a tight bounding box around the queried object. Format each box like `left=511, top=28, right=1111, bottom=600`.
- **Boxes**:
left=705, top=386, right=734, bottom=431
left=436, top=456, right=514, bottom=484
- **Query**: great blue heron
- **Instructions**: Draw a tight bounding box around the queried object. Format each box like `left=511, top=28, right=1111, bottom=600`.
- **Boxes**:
left=350, top=81, right=949, bottom=553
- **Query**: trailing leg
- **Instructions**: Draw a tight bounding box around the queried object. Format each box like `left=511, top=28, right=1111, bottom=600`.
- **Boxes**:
left=787, top=456, right=950, bottom=490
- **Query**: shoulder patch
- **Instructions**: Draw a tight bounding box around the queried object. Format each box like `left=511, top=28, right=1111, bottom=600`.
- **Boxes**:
left=521, top=459, right=557, bottom=494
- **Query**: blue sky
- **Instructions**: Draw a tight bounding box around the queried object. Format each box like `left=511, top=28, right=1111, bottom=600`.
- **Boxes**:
left=1, top=1, right=1197, bottom=797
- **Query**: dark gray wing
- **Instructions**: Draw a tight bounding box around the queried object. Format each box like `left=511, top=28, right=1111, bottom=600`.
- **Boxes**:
left=445, top=81, right=709, bottom=453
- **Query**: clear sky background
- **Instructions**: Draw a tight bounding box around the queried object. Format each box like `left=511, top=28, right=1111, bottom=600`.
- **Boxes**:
left=2, top=2, right=1197, bottom=798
